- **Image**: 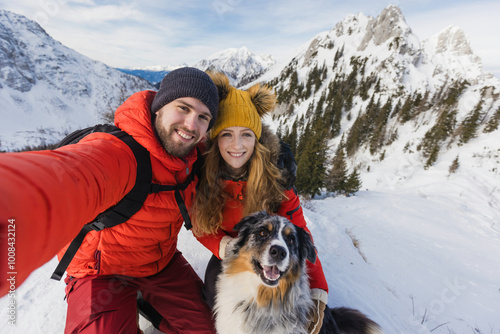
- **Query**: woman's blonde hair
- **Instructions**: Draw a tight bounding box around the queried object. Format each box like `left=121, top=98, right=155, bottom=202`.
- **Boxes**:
left=192, top=137, right=286, bottom=236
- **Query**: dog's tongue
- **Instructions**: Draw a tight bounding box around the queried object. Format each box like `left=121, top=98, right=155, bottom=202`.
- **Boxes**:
left=263, top=265, right=280, bottom=280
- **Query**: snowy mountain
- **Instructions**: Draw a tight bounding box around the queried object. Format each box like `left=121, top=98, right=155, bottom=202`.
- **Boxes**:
left=1, top=5, right=499, bottom=334
left=193, top=46, right=275, bottom=87
left=254, top=5, right=500, bottom=194
left=0, top=10, right=154, bottom=152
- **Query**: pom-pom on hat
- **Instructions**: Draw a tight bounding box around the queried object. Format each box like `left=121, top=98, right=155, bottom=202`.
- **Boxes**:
left=151, top=67, right=219, bottom=130
left=209, top=72, right=276, bottom=140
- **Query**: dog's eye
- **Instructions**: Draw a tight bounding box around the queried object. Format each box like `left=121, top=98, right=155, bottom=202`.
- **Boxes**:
left=287, top=235, right=296, bottom=245
left=258, top=229, right=269, bottom=238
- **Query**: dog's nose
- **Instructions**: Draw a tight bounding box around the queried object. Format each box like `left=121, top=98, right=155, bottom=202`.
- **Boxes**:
left=269, top=245, right=287, bottom=261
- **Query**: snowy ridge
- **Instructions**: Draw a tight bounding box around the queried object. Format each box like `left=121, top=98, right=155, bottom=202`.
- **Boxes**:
left=0, top=10, right=154, bottom=151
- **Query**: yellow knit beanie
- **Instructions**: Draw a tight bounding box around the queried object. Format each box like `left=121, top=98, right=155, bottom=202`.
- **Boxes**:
left=209, top=72, right=276, bottom=140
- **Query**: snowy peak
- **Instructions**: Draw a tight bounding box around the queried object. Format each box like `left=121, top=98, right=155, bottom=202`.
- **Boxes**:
left=359, top=5, right=410, bottom=50
left=278, top=4, right=490, bottom=95
left=0, top=10, right=48, bottom=92
left=0, top=9, right=47, bottom=38
left=423, top=25, right=483, bottom=82
left=428, top=25, right=475, bottom=56
left=202, top=46, right=273, bottom=68
left=194, top=46, right=275, bottom=87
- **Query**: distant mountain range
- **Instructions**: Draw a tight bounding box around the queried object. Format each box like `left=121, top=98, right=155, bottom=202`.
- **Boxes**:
left=118, top=47, right=275, bottom=88
left=192, top=46, right=275, bottom=87
left=116, top=68, right=173, bottom=88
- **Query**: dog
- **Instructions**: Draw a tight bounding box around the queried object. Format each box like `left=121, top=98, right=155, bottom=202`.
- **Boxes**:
left=214, top=211, right=383, bottom=334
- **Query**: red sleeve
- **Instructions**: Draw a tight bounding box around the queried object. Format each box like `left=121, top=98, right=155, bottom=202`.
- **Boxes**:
left=278, top=188, right=329, bottom=293
left=0, top=133, right=137, bottom=296
left=195, top=229, right=228, bottom=259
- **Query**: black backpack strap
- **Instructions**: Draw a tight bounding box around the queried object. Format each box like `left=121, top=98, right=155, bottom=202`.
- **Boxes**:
left=56, top=124, right=124, bottom=148
left=148, top=148, right=203, bottom=231
left=51, top=128, right=151, bottom=281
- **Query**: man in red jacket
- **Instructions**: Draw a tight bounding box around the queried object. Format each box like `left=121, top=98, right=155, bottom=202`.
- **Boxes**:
left=0, top=67, right=219, bottom=333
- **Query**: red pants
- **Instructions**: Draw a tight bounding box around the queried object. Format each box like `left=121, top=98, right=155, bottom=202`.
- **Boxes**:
left=64, top=251, right=215, bottom=334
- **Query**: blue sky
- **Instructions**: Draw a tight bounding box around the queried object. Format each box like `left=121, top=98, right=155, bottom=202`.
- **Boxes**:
left=1, top=0, right=499, bottom=77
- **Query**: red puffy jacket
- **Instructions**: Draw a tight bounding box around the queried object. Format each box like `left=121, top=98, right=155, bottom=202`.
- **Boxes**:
left=196, top=179, right=329, bottom=292
left=0, top=91, right=200, bottom=295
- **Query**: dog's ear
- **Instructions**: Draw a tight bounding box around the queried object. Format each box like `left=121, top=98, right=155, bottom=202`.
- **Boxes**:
left=297, top=227, right=317, bottom=264
left=232, top=211, right=270, bottom=249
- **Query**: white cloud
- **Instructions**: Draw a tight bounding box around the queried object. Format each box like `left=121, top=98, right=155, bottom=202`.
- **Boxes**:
left=62, top=4, right=144, bottom=23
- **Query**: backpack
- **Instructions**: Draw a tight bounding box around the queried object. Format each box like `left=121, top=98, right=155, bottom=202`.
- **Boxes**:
left=51, top=124, right=202, bottom=281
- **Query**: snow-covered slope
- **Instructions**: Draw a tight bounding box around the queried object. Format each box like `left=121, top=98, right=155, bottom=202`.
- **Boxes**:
left=0, top=10, right=154, bottom=151
left=1, top=183, right=499, bottom=333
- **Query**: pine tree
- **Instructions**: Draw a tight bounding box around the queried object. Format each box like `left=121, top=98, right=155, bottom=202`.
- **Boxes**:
left=458, top=101, right=482, bottom=144
left=325, top=140, right=348, bottom=193
left=296, top=119, right=328, bottom=197
left=448, top=155, right=460, bottom=175
left=484, top=107, right=500, bottom=133
left=282, top=121, right=298, bottom=157
left=420, top=108, right=457, bottom=168
left=344, top=168, right=362, bottom=196
left=276, top=123, right=283, bottom=138
left=443, top=80, right=469, bottom=107
left=334, top=44, right=344, bottom=64
left=398, top=94, right=414, bottom=123
left=369, top=99, right=392, bottom=155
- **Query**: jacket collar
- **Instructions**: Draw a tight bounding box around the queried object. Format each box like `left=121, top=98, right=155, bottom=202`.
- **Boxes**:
left=114, top=90, right=199, bottom=171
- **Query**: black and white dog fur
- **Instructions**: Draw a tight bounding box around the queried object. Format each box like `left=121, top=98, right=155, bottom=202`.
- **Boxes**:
left=214, top=211, right=383, bottom=334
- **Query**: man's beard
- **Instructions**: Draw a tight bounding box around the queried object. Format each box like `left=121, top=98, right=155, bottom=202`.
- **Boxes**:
left=155, top=117, right=199, bottom=158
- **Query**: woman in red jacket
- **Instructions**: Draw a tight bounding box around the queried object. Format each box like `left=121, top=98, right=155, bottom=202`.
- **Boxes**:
left=193, top=73, right=329, bottom=334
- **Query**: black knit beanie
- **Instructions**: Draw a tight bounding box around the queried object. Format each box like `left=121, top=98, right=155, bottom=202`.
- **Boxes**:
left=151, top=67, right=219, bottom=130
